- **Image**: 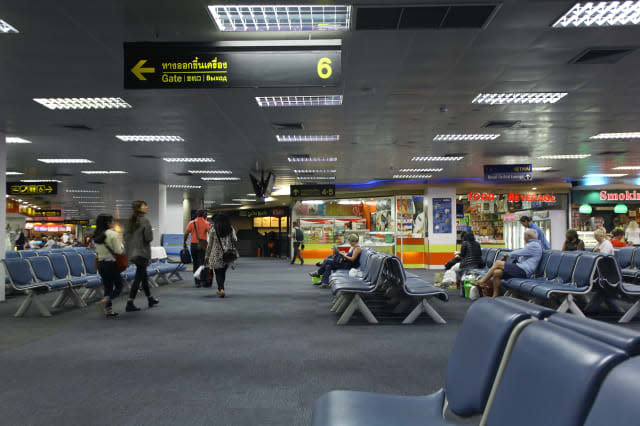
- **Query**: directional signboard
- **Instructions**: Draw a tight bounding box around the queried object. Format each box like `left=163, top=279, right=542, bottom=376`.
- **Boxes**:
left=483, top=164, right=532, bottom=182
left=7, top=182, right=57, bottom=195
left=124, top=42, right=341, bottom=89
left=290, top=184, right=335, bottom=198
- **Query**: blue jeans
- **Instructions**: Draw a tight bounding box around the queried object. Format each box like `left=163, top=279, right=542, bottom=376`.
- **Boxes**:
left=319, top=257, right=352, bottom=284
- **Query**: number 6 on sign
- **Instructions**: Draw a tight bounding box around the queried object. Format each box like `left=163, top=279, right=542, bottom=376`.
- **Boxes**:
left=317, top=57, right=332, bottom=79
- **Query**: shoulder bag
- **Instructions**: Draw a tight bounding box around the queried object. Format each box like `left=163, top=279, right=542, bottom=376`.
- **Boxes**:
left=104, top=240, right=128, bottom=272
left=217, top=231, right=238, bottom=264
left=193, top=220, right=208, bottom=250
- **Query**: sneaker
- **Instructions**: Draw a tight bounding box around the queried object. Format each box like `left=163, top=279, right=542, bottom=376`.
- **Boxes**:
left=125, top=302, right=141, bottom=312
left=148, top=297, right=159, bottom=308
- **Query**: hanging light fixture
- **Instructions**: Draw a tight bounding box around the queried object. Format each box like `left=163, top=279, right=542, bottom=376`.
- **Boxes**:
left=614, top=204, right=629, bottom=214
left=578, top=204, right=592, bottom=214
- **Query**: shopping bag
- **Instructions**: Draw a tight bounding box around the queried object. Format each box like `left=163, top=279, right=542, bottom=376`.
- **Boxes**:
left=194, top=265, right=205, bottom=280
left=442, top=268, right=457, bottom=285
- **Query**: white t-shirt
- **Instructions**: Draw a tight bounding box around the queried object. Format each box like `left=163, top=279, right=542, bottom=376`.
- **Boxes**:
left=625, top=230, right=640, bottom=245
left=595, top=239, right=614, bottom=255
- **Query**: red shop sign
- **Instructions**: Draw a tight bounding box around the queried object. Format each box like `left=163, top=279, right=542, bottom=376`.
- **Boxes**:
left=468, top=192, right=556, bottom=202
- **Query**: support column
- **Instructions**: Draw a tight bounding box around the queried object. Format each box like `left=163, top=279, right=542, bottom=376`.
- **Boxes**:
left=425, top=186, right=457, bottom=270
left=162, top=186, right=184, bottom=235
left=0, top=132, right=6, bottom=302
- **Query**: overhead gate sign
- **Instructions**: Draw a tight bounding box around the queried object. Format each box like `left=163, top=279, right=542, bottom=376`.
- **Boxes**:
left=123, top=42, right=341, bottom=89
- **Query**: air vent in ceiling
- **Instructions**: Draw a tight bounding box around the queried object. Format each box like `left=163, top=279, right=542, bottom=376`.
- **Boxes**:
left=86, top=181, right=105, bottom=185
left=131, top=154, right=159, bottom=159
left=272, top=122, right=304, bottom=130
left=483, top=120, right=521, bottom=129
left=356, top=4, right=497, bottom=30
left=54, top=173, right=74, bottom=177
left=597, top=150, right=628, bottom=156
left=60, top=124, right=93, bottom=131
left=174, top=172, right=193, bottom=176
left=445, top=152, right=467, bottom=157
left=569, top=48, right=635, bottom=64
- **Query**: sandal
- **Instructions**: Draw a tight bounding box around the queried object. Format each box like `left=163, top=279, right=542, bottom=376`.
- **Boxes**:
left=105, top=310, right=119, bottom=317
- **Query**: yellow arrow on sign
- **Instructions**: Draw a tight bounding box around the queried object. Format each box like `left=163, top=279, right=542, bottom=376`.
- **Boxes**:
left=131, top=59, right=155, bottom=80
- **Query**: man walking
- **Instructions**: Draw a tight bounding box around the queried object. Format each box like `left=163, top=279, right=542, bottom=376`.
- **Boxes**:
left=290, top=222, right=304, bottom=265
left=184, top=210, right=211, bottom=287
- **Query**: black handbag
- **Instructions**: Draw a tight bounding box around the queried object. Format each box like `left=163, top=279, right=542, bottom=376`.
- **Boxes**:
left=180, top=248, right=192, bottom=264
left=217, top=232, right=238, bottom=264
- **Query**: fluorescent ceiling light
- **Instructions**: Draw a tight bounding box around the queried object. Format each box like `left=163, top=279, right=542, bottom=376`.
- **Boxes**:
left=393, top=175, right=432, bottom=179
left=399, top=168, right=443, bottom=172
left=472, top=93, right=568, bottom=104
left=246, top=194, right=256, bottom=197
left=201, top=177, right=241, bottom=181
left=298, top=176, right=336, bottom=180
left=537, top=154, right=591, bottom=159
left=434, top=134, right=500, bottom=141
left=613, top=166, right=640, bottom=170
left=20, top=179, right=62, bottom=183
left=221, top=203, right=242, bottom=206
left=168, top=185, right=202, bottom=189
left=411, top=156, right=463, bottom=162
left=232, top=198, right=259, bottom=202
left=80, top=171, right=127, bottom=174
left=338, top=200, right=360, bottom=205
left=6, top=171, right=23, bottom=175
left=583, top=173, right=628, bottom=178
left=66, top=189, right=99, bottom=193
left=276, top=135, right=340, bottom=142
left=288, top=157, right=337, bottom=162
left=590, top=132, right=640, bottom=139
left=0, top=19, right=19, bottom=33
left=33, top=97, right=132, bottom=110
left=302, top=200, right=324, bottom=204
left=73, top=196, right=101, bottom=199
left=78, top=201, right=106, bottom=205
left=216, top=39, right=342, bottom=48
left=264, top=197, right=277, bottom=202
left=209, top=5, right=351, bottom=32
left=294, top=169, right=337, bottom=174
left=553, top=2, right=640, bottom=28
left=116, top=135, right=184, bottom=142
left=532, top=167, right=553, bottom=171
left=188, top=170, right=233, bottom=174
left=255, top=95, right=343, bottom=107
left=6, top=137, right=31, bottom=144
left=163, top=158, right=215, bottom=163
left=38, top=158, right=93, bottom=164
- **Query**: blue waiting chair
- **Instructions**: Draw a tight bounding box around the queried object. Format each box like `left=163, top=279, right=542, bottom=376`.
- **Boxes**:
left=28, top=256, right=86, bottom=310
left=20, top=250, right=37, bottom=258
left=5, top=251, right=20, bottom=259
left=3, top=258, right=53, bottom=317
left=78, top=252, right=104, bottom=301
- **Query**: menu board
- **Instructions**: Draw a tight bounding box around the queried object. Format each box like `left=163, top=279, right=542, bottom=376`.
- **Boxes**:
left=433, top=198, right=452, bottom=234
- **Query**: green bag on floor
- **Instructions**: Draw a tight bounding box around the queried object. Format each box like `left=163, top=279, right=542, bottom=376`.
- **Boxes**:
left=312, top=276, right=322, bottom=285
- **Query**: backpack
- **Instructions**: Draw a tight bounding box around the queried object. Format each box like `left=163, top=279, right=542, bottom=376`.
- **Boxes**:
left=295, top=228, right=304, bottom=242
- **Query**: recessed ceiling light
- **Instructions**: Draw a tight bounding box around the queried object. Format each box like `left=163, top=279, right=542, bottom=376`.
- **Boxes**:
left=297, top=176, right=336, bottom=180
left=33, top=97, right=132, bottom=110
left=0, top=19, right=19, bottom=33
left=302, top=200, right=324, bottom=204
left=66, top=189, right=100, bottom=193
left=531, top=187, right=538, bottom=190
left=256, top=95, right=343, bottom=107
left=590, top=132, right=640, bottom=139
left=232, top=198, right=259, bottom=202
left=338, top=200, right=360, bottom=205
left=553, top=2, right=640, bottom=28
left=116, top=135, right=184, bottom=142
left=583, top=173, right=628, bottom=178
left=537, top=154, right=591, bottom=159
left=38, top=158, right=93, bottom=164
left=532, top=167, right=553, bottom=171
left=613, top=166, right=640, bottom=170
left=411, top=156, right=463, bottom=162
left=294, top=169, right=337, bottom=173
left=168, top=184, right=202, bottom=189
left=398, top=168, right=443, bottom=172
left=188, top=170, right=232, bottom=174
left=6, top=171, right=23, bottom=175
left=434, top=134, right=500, bottom=141
left=472, top=93, right=568, bottom=104
left=221, top=203, right=242, bottom=206
left=20, top=179, right=62, bottom=183
left=393, top=175, right=432, bottom=179
left=6, top=137, right=31, bottom=144
left=288, top=156, right=337, bottom=162
left=163, top=158, right=215, bottom=163
left=80, top=170, right=127, bottom=174
left=276, top=135, right=340, bottom=142
left=208, top=5, right=352, bottom=32
left=201, top=177, right=241, bottom=181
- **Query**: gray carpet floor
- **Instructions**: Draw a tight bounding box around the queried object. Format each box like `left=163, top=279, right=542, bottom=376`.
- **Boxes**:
left=0, top=258, right=638, bottom=426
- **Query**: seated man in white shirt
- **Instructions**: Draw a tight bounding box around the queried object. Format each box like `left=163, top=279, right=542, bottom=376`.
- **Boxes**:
left=594, top=229, right=614, bottom=255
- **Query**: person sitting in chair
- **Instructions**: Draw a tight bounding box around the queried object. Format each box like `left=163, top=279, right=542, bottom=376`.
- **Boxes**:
left=310, top=234, right=362, bottom=287
left=476, top=228, right=542, bottom=298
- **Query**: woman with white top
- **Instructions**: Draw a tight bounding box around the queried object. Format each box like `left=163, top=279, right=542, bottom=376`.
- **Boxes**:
left=625, top=220, right=640, bottom=245
left=594, top=229, right=614, bottom=256
left=94, top=214, right=124, bottom=317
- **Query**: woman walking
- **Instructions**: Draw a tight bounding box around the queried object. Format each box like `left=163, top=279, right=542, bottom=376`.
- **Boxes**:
left=124, top=200, right=159, bottom=311
left=205, top=214, right=239, bottom=298
left=94, top=214, right=123, bottom=317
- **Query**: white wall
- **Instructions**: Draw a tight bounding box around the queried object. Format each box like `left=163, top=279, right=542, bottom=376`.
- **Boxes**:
left=0, top=133, right=6, bottom=302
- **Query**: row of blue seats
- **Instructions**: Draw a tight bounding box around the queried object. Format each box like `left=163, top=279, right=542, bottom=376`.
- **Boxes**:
left=4, top=251, right=184, bottom=317
left=311, top=297, right=640, bottom=426
left=327, top=248, right=449, bottom=325
left=5, top=247, right=90, bottom=259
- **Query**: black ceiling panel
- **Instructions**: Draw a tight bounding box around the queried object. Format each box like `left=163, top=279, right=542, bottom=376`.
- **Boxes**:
left=399, top=6, right=449, bottom=29
left=483, top=120, right=521, bottom=128
left=272, top=122, right=304, bottom=130
left=356, top=7, right=403, bottom=30
left=570, top=48, right=636, bottom=64
left=441, top=5, right=496, bottom=28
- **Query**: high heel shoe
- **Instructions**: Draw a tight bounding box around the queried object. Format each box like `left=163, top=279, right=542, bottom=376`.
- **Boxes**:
left=148, top=297, right=159, bottom=308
